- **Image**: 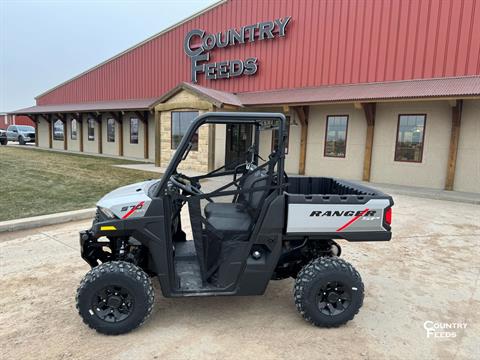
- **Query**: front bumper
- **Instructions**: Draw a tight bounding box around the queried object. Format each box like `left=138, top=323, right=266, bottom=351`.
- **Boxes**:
left=80, top=227, right=119, bottom=267
left=21, top=135, right=35, bottom=142
left=79, top=218, right=129, bottom=267
left=79, top=230, right=99, bottom=267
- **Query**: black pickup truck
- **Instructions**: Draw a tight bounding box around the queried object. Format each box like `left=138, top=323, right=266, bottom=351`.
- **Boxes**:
left=76, top=112, right=393, bottom=335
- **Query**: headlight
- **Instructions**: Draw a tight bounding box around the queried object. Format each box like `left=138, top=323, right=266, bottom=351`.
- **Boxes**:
left=98, top=206, right=115, bottom=219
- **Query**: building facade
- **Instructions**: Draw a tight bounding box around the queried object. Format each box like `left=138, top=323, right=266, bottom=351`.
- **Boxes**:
left=12, top=0, right=480, bottom=193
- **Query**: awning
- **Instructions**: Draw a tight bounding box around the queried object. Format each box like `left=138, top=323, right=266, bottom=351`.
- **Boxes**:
left=154, top=76, right=480, bottom=108
left=236, top=76, right=480, bottom=106
left=10, top=98, right=160, bottom=115
left=11, top=76, right=480, bottom=116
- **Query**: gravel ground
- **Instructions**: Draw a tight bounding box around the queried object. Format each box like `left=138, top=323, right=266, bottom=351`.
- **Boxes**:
left=0, top=194, right=479, bottom=360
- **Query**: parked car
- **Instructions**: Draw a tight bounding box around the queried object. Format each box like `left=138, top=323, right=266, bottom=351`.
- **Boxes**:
left=6, top=125, right=35, bottom=145
left=77, top=112, right=394, bottom=335
left=0, top=129, right=7, bottom=145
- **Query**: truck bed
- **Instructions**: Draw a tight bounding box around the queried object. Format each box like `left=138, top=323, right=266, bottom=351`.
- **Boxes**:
left=285, top=177, right=393, bottom=241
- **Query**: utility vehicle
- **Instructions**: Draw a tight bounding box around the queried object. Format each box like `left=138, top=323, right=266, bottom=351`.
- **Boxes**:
left=76, top=112, right=393, bottom=335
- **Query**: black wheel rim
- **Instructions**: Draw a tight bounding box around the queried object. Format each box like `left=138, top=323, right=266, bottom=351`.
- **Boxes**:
left=316, top=281, right=351, bottom=316
left=92, top=285, right=134, bottom=323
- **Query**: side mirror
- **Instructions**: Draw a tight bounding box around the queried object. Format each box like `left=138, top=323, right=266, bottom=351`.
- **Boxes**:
left=12, top=129, right=18, bottom=133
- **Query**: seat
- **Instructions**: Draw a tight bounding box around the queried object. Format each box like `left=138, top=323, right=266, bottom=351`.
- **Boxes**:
left=205, top=169, right=269, bottom=236
left=204, top=202, right=245, bottom=218
left=205, top=169, right=268, bottom=218
left=197, top=169, right=271, bottom=280
left=207, top=210, right=252, bottom=233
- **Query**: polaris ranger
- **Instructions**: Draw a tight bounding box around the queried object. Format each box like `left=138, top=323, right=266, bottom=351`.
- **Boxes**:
left=76, top=112, right=393, bottom=335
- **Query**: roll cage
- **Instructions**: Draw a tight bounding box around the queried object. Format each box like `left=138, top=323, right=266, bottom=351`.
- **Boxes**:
left=150, top=112, right=288, bottom=285
left=151, top=112, right=288, bottom=198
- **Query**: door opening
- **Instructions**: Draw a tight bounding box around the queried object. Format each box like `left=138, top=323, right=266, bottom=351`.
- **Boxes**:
left=225, top=124, right=253, bottom=169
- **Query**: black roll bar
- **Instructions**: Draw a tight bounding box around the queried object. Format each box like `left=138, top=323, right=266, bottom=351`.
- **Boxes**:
left=154, top=112, right=287, bottom=198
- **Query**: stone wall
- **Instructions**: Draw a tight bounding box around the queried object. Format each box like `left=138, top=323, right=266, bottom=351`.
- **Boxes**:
left=158, top=90, right=210, bottom=172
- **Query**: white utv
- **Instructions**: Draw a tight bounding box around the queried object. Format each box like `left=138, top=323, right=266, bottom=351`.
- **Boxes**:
left=77, top=112, right=394, bottom=335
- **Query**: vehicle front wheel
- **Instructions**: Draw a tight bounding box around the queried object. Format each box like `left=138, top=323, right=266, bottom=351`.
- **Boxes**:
left=294, top=257, right=364, bottom=327
left=76, top=261, right=154, bottom=335
left=18, top=136, right=25, bottom=145
left=0, top=139, right=6, bottom=145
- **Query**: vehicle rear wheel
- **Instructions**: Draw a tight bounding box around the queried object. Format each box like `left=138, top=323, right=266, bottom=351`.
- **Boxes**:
left=18, top=136, right=25, bottom=145
left=0, top=139, right=6, bottom=145
left=76, top=261, right=154, bottom=335
left=294, top=257, right=364, bottom=327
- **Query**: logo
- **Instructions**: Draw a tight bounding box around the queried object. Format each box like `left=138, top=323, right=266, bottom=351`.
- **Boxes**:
left=120, top=203, right=144, bottom=212
left=183, top=17, right=291, bottom=82
left=423, top=321, right=467, bottom=338
left=121, top=201, right=146, bottom=219
left=309, top=210, right=377, bottom=217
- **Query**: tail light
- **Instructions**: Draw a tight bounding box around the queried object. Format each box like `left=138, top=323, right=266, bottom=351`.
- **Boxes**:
left=385, top=207, right=392, bottom=225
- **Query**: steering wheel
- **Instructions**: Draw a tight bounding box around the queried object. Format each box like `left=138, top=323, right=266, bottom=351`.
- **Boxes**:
left=169, top=173, right=203, bottom=196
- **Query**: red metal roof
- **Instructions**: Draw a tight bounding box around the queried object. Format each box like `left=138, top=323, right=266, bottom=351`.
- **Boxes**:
left=236, top=76, right=480, bottom=106
left=15, top=76, right=479, bottom=115
left=11, top=98, right=159, bottom=115
left=154, top=76, right=480, bottom=107
left=35, top=0, right=480, bottom=106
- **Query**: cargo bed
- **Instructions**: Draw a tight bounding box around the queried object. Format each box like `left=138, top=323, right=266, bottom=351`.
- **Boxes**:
left=285, top=177, right=393, bottom=241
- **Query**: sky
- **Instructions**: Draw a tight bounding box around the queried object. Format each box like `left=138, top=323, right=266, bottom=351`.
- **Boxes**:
left=0, top=0, right=219, bottom=112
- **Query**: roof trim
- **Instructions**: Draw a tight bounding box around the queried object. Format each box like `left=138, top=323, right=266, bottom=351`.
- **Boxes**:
left=35, top=0, right=227, bottom=100
left=10, top=97, right=161, bottom=115
left=154, top=82, right=243, bottom=108
left=238, top=75, right=480, bottom=97
left=17, top=76, right=480, bottom=114
left=236, top=76, right=480, bottom=106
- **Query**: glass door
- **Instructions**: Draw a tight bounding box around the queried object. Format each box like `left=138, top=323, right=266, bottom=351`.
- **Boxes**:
left=225, top=124, right=253, bottom=169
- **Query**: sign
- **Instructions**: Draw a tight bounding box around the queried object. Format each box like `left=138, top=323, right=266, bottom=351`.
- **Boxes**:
left=184, top=16, right=291, bottom=82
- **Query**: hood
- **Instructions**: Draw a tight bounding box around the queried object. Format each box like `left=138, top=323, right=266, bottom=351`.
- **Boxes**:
left=19, top=129, right=35, bottom=135
left=97, top=179, right=158, bottom=219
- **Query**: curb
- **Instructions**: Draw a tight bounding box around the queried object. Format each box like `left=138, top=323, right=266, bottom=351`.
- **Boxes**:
left=0, top=208, right=96, bottom=233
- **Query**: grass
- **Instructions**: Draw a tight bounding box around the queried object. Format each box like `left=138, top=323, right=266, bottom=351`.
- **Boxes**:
left=0, top=146, right=161, bottom=221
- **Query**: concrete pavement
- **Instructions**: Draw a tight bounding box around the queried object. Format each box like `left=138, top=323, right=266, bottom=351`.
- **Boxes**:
left=0, top=194, right=479, bottom=360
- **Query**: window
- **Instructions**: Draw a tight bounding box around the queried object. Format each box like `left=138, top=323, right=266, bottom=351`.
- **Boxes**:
left=17, top=125, right=34, bottom=131
left=171, top=111, right=199, bottom=150
left=324, top=115, right=348, bottom=157
left=130, top=118, right=139, bottom=144
left=271, top=115, right=290, bottom=154
left=88, top=118, right=95, bottom=141
left=107, top=118, right=115, bottom=142
left=53, top=119, right=64, bottom=141
left=71, top=119, right=77, bottom=140
left=395, top=114, right=426, bottom=162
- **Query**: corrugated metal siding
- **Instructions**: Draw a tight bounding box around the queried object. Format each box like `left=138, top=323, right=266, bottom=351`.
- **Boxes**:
left=37, top=0, right=480, bottom=105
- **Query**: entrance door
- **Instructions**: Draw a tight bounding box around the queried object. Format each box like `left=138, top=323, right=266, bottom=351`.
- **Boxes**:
left=225, top=124, right=253, bottom=169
